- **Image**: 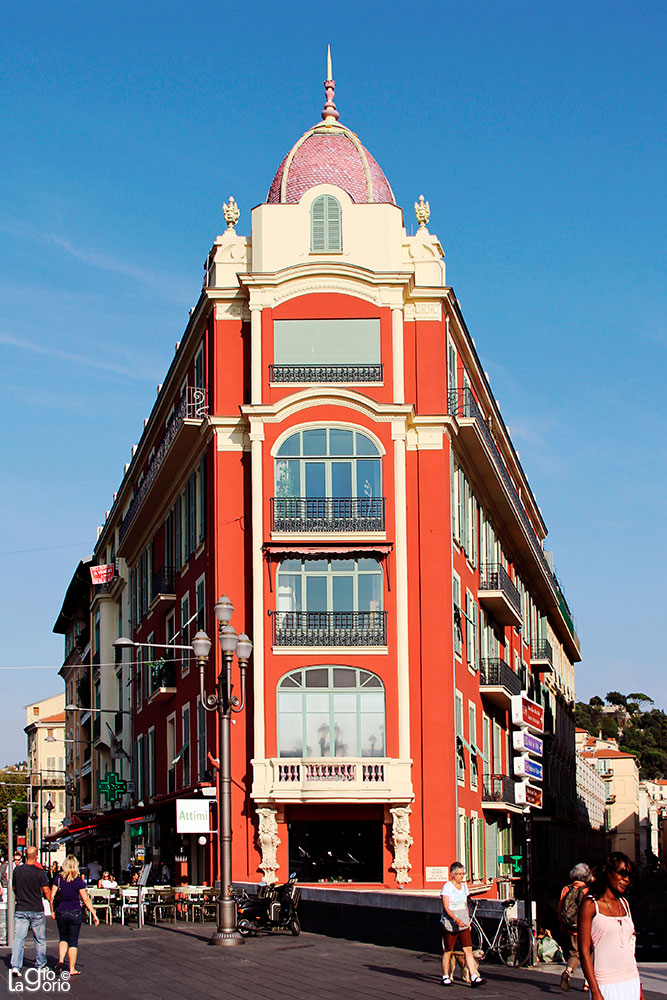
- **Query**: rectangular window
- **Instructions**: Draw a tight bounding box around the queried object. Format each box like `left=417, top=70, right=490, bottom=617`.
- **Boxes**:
left=148, top=728, right=156, bottom=797
left=493, top=721, right=503, bottom=775
left=194, top=346, right=204, bottom=389
left=182, top=704, right=191, bottom=788
left=196, top=576, right=205, bottom=632
left=175, top=497, right=182, bottom=571
left=447, top=336, right=457, bottom=395
left=455, top=690, right=465, bottom=783
left=166, top=715, right=176, bottom=792
left=453, top=573, right=462, bottom=657
left=273, top=319, right=381, bottom=366
left=198, top=454, right=206, bottom=544
left=165, top=510, right=174, bottom=572
left=197, top=697, right=207, bottom=782
left=136, top=735, right=144, bottom=799
left=465, top=590, right=479, bottom=671
left=469, top=702, right=478, bottom=791
left=136, top=648, right=143, bottom=709
left=181, top=595, right=190, bottom=676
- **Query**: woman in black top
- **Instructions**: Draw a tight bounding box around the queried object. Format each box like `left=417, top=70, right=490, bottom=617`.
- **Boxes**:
left=52, top=855, right=99, bottom=976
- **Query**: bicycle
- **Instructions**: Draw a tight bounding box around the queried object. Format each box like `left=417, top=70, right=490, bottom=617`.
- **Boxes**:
left=468, top=898, right=533, bottom=967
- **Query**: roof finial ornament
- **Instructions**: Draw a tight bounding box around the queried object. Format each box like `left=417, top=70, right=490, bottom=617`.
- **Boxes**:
left=321, top=44, right=340, bottom=126
left=414, top=194, right=430, bottom=231
left=222, top=196, right=240, bottom=232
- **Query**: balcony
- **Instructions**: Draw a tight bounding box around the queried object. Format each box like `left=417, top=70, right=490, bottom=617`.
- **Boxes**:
left=148, top=657, right=177, bottom=703
left=271, top=611, right=387, bottom=648
left=601, top=768, right=614, bottom=779
left=251, top=757, right=413, bottom=804
left=448, top=388, right=579, bottom=658
left=478, top=563, right=522, bottom=628
left=269, top=364, right=383, bottom=384
left=271, top=497, right=385, bottom=534
left=118, top=387, right=208, bottom=554
left=150, top=565, right=176, bottom=609
left=480, top=658, right=522, bottom=709
left=482, top=774, right=519, bottom=811
left=530, top=640, right=553, bottom=672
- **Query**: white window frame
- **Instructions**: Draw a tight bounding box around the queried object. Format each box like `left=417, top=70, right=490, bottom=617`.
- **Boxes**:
left=181, top=594, right=190, bottom=676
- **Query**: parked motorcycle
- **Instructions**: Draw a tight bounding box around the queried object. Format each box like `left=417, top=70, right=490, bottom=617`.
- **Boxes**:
left=235, top=874, right=301, bottom=936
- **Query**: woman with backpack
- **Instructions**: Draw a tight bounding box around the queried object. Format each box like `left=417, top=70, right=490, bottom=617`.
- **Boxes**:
left=559, top=862, right=593, bottom=991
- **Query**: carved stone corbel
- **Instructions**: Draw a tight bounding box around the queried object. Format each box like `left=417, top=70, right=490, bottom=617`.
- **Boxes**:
left=256, top=807, right=280, bottom=885
left=390, top=805, right=414, bottom=885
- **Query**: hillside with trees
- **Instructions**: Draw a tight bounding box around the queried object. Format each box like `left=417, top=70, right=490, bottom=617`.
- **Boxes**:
left=576, top=692, right=667, bottom=779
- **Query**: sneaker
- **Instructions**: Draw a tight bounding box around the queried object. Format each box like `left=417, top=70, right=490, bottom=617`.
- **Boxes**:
left=10, top=969, right=22, bottom=979
left=442, top=975, right=453, bottom=986
left=561, top=970, right=572, bottom=991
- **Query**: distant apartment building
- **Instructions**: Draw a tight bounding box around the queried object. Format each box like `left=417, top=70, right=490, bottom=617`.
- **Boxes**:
left=578, top=733, right=640, bottom=861
left=574, top=735, right=606, bottom=858
left=639, top=778, right=667, bottom=863
left=24, top=693, right=66, bottom=864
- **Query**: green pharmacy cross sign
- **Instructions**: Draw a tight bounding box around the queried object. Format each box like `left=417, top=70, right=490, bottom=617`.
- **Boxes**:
left=98, top=770, right=127, bottom=803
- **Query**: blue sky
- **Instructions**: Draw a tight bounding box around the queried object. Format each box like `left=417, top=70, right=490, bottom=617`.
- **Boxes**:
left=0, top=1, right=665, bottom=764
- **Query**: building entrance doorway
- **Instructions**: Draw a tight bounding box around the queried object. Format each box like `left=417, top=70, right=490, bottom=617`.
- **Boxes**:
left=288, top=819, right=383, bottom=883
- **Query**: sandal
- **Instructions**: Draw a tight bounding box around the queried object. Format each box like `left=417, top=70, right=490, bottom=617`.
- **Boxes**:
left=442, top=975, right=453, bottom=986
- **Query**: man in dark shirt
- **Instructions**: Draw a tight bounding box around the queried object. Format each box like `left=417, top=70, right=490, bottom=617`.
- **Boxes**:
left=10, top=846, right=51, bottom=978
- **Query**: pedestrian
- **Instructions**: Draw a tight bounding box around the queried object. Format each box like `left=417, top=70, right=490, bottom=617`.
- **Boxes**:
left=440, top=861, right=486, bottom=987
left=578, top=852, right=644, bottom=1000
left=52, top=854, right=100, bottom=976
left=86, top=858, right=103, bottom=882
left=9, top=845, right=51, bottom=982
left=559, top=861, right=593, bottom=991
left=13, top=850, right=23, bottom=869
left=98, top=870, right=117, bottom=889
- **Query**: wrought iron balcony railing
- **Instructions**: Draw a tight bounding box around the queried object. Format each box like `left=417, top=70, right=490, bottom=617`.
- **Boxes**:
left=271, top=497, right=385, bottom=533
left=480, top=658, right=523, bottom=696
left=120, top=387, right=208, bottom=543
left=151, top=565, right=176, bottom=602
left=271, top=610, right=387, bottom=647
left=269, top=364, right=383, bottom=384
left=448, top=387, right=576, bottom=641
left=479, top=562, right=522, bottom=618
left=482, top=773, right=516, bottom=804
left=530, top=640, right=553, bottom=667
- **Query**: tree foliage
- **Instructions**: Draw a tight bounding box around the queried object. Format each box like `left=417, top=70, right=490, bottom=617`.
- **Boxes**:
left=577, top=693, right=667, bottom=780
left=0, top=766, right=28, bottom=855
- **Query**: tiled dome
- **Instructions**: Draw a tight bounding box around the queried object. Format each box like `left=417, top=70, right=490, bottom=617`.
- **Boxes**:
left=266, top=123, right=396, bottom=206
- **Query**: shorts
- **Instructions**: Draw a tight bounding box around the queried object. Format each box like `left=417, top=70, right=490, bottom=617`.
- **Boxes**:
left=56, top=909, right=83, bottom=948
left=442, top=926, right=473, bottom=950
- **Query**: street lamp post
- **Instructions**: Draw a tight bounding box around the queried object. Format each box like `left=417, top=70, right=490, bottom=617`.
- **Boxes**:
left=194, top=594, right=252, bottom=947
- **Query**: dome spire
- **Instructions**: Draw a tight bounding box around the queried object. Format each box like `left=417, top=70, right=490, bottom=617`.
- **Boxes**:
left=321, top=44, right=340, bottom=126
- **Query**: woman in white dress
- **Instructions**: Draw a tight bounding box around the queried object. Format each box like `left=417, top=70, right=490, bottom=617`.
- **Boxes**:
left=578, top=853, right=644, bottom=1000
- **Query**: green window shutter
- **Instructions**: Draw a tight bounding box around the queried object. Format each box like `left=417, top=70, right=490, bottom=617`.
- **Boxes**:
left=464, top=817, right=471, bottom=874
left=311, top=195, right=342, bottom=252
left=477, top=818, right=485, bottom=880
left=199, top=455, right=206, bottom=543
left=311, top=196, right=326, bottom=251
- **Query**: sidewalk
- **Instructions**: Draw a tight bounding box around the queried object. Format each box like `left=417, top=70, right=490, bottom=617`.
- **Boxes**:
left=1, top=921, right=665, bottom=999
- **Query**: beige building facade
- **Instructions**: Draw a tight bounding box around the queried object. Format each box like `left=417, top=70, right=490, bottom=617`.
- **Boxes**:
left=24, top=692, right=66, bottom=864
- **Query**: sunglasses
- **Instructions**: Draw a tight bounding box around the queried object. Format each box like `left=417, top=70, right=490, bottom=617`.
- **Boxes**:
left=615, top=869, right=632, bottom=878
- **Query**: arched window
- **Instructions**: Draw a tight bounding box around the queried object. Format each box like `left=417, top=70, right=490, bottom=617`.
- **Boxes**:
left=310, top=195, right=342, bottom=252
left=277, top=666, right=385, bottom=758
left=276, top=428, right=381, bottom=500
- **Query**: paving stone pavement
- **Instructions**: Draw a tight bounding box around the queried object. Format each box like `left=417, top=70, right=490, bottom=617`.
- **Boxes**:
left=1, top=921, right=665, bottom=999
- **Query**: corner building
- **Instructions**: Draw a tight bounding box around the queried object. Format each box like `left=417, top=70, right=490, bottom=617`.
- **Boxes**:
left=83, top=73, right=581, bottom=895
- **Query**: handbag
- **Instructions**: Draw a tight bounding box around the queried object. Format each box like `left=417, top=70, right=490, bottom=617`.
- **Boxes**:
left=51, top=877, right=62, bottom=910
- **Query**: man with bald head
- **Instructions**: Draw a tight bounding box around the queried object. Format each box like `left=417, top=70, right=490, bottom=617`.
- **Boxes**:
left=10, top=845, right=51, bottom=979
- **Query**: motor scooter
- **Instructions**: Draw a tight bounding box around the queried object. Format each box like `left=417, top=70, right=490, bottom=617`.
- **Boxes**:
left=236, top=874, right=301, bottom=936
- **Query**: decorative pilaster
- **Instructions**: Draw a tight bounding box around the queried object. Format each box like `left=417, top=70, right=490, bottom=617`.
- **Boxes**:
left=256, top=807, right=280, bottom=885
left=390, top=806, right=414, bottom=885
